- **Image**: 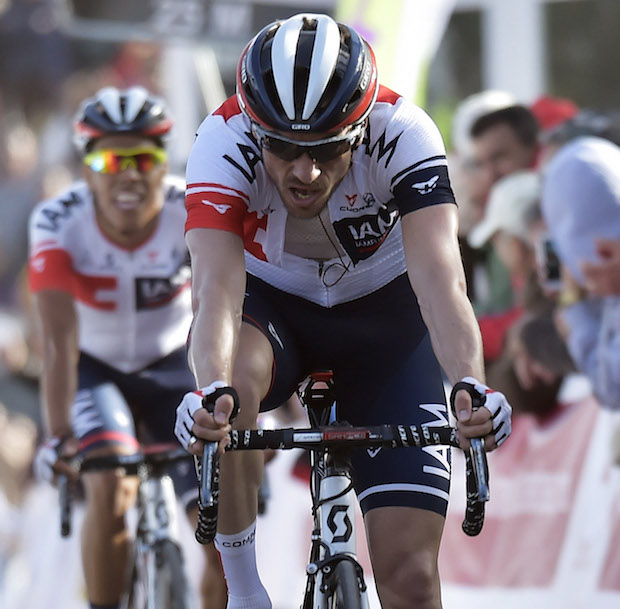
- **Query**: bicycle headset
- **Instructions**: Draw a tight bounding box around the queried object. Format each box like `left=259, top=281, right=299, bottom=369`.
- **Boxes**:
left=73, top=85, right=174, bottom=152
left=236, top=13, right=379, bottom=135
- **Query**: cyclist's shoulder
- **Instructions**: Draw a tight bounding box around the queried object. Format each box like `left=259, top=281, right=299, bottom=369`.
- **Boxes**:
left=29, top=181, right=92, bottom=236
left=369, top=85, right=442, bottom=138
left=194, top=96, right=252, bottom=148
left=188, top=102, right=262, bottom=196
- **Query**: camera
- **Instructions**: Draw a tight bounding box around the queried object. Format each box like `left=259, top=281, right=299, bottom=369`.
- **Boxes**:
left=537, top=235, right=562, bottom=290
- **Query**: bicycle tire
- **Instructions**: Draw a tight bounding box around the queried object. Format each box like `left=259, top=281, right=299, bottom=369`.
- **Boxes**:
left=123, top=540, right=193, bottom=609
left=327, top=560, right=364, bottom=609
left=153, top=540, right=194, bottom=609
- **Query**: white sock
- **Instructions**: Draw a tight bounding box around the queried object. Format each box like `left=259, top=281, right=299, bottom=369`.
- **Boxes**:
left=215, top=522, right=271, bottom=609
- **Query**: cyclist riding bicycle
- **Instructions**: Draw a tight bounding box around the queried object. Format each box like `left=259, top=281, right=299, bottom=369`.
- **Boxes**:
left=29, top=86, right=226, bottom=609
left=174, top=13, right=513, bottom=609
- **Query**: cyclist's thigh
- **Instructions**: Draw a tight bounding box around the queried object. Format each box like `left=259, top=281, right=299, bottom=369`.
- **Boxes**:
left=128, top=348, right=198, bottom=511
left=242, top=273, right=304, bottom=412
left=74, top=353, right=139, bottom=455
left=364, top=505, right=444, bottom=596
left=329, top=277, right=451, bottom=517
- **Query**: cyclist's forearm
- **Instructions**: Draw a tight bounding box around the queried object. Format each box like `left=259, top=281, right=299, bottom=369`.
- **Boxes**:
left=33, top=291, right=79, bottom=437
left=40, top=337, right=79, bottom=437
left=188, top=295, right=243, bottom=387
left=186, top=229, right=246, bottom=388
left=420, top=285, right=485, bottom=385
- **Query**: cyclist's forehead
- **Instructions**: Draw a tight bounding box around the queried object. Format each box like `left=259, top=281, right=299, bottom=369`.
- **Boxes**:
left=90, top=134, right=160, bottom=152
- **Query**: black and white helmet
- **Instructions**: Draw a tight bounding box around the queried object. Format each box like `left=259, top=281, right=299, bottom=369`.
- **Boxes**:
left=237, top=13, right=379, bottom=134
left=73, top=86, right=173, bottom=152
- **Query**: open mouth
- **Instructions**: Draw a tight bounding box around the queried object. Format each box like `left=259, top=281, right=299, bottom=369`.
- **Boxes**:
left=114, top=191, right=144, bottom=210
left=289, top=187, right=322, bottom=205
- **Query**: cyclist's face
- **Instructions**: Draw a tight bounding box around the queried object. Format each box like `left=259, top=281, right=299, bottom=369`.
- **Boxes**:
left=261, top=130, right=353, bottom=219
left=83, top=134, right=167, bottom=246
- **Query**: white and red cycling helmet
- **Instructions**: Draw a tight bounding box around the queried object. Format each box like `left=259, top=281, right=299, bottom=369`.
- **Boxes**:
left=73, top=86, right=173, bottom=152
left=236, top=13, right=379, bottom=135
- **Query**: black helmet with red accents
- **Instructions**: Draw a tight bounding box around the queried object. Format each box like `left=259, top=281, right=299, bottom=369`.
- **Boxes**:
left=73, top=86, right=173, bottom=152
left=237, top=13, right=379, bottom=134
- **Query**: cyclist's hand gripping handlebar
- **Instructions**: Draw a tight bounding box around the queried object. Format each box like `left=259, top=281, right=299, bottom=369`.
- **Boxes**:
left=195, top=386, right=240, bottom=545
left=450, top=381, right=490, bottom=536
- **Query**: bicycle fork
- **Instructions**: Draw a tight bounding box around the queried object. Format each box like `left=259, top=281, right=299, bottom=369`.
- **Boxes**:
left=125, top=473, right=182, bottom=609
left=305, top=453, right=370, bottom=609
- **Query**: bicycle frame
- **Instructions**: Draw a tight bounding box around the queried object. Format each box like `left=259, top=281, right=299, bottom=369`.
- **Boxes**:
left=122, top=463, right=182, bottom=609
left=59, top=445, right=194, bottom=609
left=303, top=444, right=370, bottom=609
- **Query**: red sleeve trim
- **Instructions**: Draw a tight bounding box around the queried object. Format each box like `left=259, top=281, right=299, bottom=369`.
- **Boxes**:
left=29, top=248, right=117, bottom=310
left=28, top=248, right=74, bottom=293
left=185, top=188, right=248, bottom=236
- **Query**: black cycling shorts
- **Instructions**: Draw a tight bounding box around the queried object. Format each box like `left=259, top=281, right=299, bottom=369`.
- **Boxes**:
left=242, top=273, right=451, bottom=517
left=73, top=348, right=198, bottom=512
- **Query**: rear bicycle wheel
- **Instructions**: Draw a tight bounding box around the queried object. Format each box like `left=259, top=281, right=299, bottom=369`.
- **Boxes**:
left=327, top=559, right=364, bottom=609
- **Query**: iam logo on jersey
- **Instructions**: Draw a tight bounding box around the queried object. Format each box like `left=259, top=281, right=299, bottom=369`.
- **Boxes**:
left=345, top=193, right=358, bottom=207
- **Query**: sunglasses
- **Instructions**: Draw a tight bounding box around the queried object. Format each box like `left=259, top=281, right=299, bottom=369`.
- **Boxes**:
left=83, top=146, right=167, bottom=175
left=252, top=122, right=365, bottom=163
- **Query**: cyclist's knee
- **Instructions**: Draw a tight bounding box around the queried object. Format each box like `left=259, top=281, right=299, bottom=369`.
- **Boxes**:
left=83, top=471, right=138, bottom=518
left=232, top=329, right=273, bottom=424
left=374, top=551, right=440, bottom=609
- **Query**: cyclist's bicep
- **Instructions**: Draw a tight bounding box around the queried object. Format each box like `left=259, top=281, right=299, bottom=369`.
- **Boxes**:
left=401, top=204, right=464, bottom=293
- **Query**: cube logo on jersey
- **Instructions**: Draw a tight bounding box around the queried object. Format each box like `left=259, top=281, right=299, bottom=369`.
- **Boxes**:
left=333, top=201, right=399, bottom=263
left=135, top=260, right=191, bottom=309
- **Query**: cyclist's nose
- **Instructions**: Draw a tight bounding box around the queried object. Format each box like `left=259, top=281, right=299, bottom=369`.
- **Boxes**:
left=290, top=153, right=322, bottom=183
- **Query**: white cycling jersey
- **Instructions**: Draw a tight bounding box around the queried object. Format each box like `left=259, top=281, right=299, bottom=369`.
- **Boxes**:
left=185, top=86, right=456, bottom=307
left=28, top=176, right=192, bottom=373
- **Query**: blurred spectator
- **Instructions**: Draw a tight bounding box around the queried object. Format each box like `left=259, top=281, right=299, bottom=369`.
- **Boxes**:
left=0, top=402, right=37, bottom=506
left=0, top=118, right=43, bottom=305
left=469, top=104, right=540, bottom=204
left=467, top=170, right=553, bottom=361
left=457, top=103, right=541, bottom=319
left=487, top=312, right=576, bottom=422
left=539, top=107, right=620, bottom=167
left=541, top=135, right=620, bottom=410
left=0, top=0, right=73, bottom=124
left=449, top=90, right=517, bottom=313
left=530, top=95, right=579, bottom=133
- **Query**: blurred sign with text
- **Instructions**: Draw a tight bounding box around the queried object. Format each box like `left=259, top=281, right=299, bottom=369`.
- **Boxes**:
left=54, top=0, right=335, bottom=43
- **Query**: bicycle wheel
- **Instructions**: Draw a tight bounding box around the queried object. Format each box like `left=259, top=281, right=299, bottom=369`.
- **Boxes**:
left=327, top=559, right=364, bottom=609
left=153, top=540, right=194, bottom=609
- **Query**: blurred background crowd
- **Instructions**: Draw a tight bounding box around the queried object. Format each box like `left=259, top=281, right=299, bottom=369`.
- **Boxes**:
left=1, top=1, right=620, bottom=608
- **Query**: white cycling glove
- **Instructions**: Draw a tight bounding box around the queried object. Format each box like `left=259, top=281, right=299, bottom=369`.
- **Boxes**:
left=458, top=376, right=512, bottom=447
left=34, top=436, right=67, bottom=483
left=174, top=380, right=228, bottom=451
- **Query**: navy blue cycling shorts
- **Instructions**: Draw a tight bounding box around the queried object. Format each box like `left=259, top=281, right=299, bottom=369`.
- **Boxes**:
left=243, top=273, right=451, bottom=517
left=73, top=348, right=198, bottom=511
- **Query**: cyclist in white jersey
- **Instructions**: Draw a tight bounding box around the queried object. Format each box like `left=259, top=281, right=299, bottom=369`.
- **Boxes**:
left=29, top=87, right=227, bottom=609
left=175, top=14, right=513, bottom=609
